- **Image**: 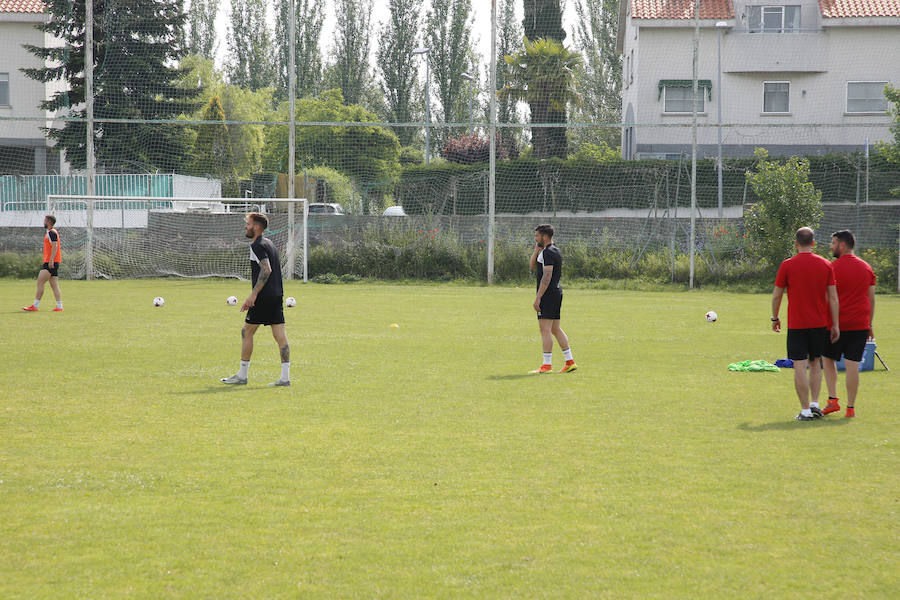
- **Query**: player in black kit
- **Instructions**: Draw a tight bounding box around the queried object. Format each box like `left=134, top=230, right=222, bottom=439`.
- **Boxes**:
left=221, top=213, right=292, bottom=386
left=529, top=224, right=577, bottom=374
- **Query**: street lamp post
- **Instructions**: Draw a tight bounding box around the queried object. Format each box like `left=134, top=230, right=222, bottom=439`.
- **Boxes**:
left=413, top=47, right=431, bottom=164
left=461, top=72, right=475, bottom=133
left=716, top=21, right=729, bottom=218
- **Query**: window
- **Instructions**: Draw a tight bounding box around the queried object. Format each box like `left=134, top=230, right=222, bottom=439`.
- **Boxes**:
left=664, top=86, right=705, bottom=113
left=763, top=82, right=790, bottom=113
left=749, top=5, right=801, bottom=32
left=629, top=49, right=634, bottom=84
left=847, top=81, right=888, bottom=113
left=0, top=73, right=9, bottom=106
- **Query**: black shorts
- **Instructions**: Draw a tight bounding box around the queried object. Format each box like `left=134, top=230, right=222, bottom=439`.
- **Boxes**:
left=537, top=288, right=562, bottom=320
left=786, top=328, right=828, bottom=361
left=41, top=262, right=59, bottom=276
left=824, top=330, right=868, bottom=363
left=245, top=295, right=285, bottom=326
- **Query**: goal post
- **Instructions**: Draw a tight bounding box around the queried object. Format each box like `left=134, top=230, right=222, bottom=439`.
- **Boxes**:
left=41, top=195, right=307, bottom=281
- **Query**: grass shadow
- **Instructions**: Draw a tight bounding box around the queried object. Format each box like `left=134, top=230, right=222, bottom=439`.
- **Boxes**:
left=486, top=373, right=542, bottom=381
left=737, top=418, right=852, bottom=432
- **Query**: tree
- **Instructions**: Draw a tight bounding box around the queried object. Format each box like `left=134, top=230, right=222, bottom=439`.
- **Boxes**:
left=262, top=89, right=401, bottom=208
left=191, top=95, right=237, bottom=194
left=227, top=0, right=274, bottom=91
left=523, top=0, right=565, bottom=42
left=23, top=0, right=199, bottom=172
left=187, top=0, right=219, bottom=59
left=496, top=0, right=523, bottom=155
left=425, top=0, right=475, bottom=139
left=499, top=37, right=582, bottom=159
left=573, top=0, right=621, bottom=148
left=179, top=55, right=274, bottom=179
left=324, top=0, right=373, bottom=106
left=376, top=0, right=423, bottom=146
left=876, top=84, right=900, bottom=197
left=745, top=148, right=824, bottom=269
left=274, top=0, right=324, bottom=101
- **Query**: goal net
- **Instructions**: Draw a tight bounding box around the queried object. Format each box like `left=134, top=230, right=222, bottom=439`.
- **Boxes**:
left=3, top=196, right=307, bottom=281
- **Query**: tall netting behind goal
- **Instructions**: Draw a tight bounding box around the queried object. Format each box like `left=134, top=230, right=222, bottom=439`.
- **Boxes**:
left=1, top=197, right=307, bottom=281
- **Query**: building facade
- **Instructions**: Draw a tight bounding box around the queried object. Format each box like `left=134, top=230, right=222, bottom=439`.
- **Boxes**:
left=0, top=0, right=66, bottom=175
left=616, top=0, right=900, bottom=159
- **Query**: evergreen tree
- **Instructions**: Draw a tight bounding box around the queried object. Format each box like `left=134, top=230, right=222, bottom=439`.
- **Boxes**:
left=324, top=0, right=373, bottom=106
left=376, top=0, right=423, bottom=146
left=274, top=0, right=324, bottom=101
left=23, top=0, right=200, bottom=172
left=425, top=0, right=474, bottom=135
left=187, top=0, right=219, bottom=59
left=227, top=0, right=274, bottom=90
left=573, top=0, right=622, bottom=147
left=523, top=0, right=565, bottom=43
left=192, top=94, right=237, bottom=194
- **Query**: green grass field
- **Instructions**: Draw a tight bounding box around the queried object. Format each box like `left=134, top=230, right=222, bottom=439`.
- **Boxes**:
left=2, top=279, right=898, bottom=598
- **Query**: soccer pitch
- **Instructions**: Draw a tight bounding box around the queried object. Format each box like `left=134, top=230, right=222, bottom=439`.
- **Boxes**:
left=2, top=279, right=898, bottom=598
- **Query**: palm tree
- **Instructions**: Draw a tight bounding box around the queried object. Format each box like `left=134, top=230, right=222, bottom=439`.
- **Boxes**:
left=498, top=37, right=582, bottom=159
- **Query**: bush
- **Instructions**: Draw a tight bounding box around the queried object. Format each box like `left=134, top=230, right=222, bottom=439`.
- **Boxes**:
left=440, top=134, right=508, bottom=165
left=0, top=252, right=42, bottom=278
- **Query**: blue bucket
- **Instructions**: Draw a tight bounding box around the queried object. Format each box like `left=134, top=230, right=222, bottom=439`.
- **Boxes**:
left=836, top=341, right=876, bottom=372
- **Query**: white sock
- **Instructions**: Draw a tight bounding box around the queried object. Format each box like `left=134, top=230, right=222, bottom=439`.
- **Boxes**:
left=810, top=401, right=819, bottom=409
left=801, top=408, right=812, bottom=417
left=542, top=352, right=552, bottom=365
left=33, top=299, right=40, bottom=308
left=56, top=300, right=63, bottom=309
left=238, top=360, right=250, bottom=379
left=562, top=347, right=573, bottom=362
left=280, top=362, right=290, bottom=382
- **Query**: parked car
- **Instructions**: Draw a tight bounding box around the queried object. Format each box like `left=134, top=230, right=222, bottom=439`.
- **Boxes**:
left=307, top=203, right=345, bottom=215
left=382, top=205, right=407, bottom=216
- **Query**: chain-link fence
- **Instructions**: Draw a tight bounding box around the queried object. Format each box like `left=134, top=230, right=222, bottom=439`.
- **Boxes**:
left=1, top=0, right=898, bottom=286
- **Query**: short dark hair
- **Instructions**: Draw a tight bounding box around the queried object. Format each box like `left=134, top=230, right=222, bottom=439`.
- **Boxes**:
left=534, top=224, right=554, bottom=238
left=45, top=214, right=56, bottom=226
left=245, top=212, right=268, bottom=230
left=795, top=228, right=815, bottom=246
left=831, top=229, right=855, bottom=249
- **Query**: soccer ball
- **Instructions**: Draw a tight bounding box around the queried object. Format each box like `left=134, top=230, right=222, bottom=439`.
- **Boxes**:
left=285, top=297, right=297, bottom=308
left=705, top=310, right=718, bottom=322
left=153, top=296, right=165, bottom=307
left=226, top=296, right=238, bottom=306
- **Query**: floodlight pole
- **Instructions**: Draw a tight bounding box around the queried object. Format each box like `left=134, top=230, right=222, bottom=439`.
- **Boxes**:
left=85, top=0, right=95, bottom=280
left=462, top=72, right=475, bottom=133
left=413, top=48, right=431, bottom=164
left=487, top=0, right=497, bottom=284
left=287, top=0, right=296, bottom=280
left=716, top=21, right=728, bottom=218
left=690, top=0, right=700, bottom=289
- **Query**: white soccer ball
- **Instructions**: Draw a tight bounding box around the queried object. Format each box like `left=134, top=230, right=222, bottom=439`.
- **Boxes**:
left=285, top=297, right=297, bottom=308
left=226, top=296, right=238, bottom=306
left=705, top=310, right=718, bottom=322
left=153, top=296, right=165, bottom=307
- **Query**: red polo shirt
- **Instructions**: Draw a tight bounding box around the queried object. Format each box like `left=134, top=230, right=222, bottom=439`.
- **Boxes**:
left=831, top=253, right=876, bottom=330
left=774, top=252, right=835, bottom=329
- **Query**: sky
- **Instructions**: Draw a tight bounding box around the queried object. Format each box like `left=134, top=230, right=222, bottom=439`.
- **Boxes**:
left=212, top=0, right=581, bottom=80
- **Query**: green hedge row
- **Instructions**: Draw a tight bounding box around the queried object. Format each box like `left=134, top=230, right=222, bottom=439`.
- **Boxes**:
left=396, top=154, right=900, bottom=215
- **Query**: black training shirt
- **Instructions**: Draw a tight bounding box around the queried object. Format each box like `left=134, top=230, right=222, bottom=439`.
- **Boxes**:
left=536, top=244, right=562, bottom=292
left=250, top=236, right=283, bottom=297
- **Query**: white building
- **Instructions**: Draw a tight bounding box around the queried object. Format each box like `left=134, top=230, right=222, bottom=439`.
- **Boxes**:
left=616, top=0, right=900, bottom=159
left=0, top=0, right=66, bottom=175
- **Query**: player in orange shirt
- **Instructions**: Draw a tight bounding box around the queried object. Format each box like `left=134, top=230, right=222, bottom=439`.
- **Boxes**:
left=22, top=215, right=63, bottom=312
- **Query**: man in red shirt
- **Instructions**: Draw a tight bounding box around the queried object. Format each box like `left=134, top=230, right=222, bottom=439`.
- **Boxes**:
left=771, top=227, right=839, bottom=421
left=821, top=230, right=876, bottom=418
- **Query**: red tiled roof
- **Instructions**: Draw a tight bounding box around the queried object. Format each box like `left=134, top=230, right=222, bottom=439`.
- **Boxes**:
left=0, top=0, right=44, bottom=13
left=632, top=0, right=734, bottom=19
left=819, top=0, right=900, bottom=17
